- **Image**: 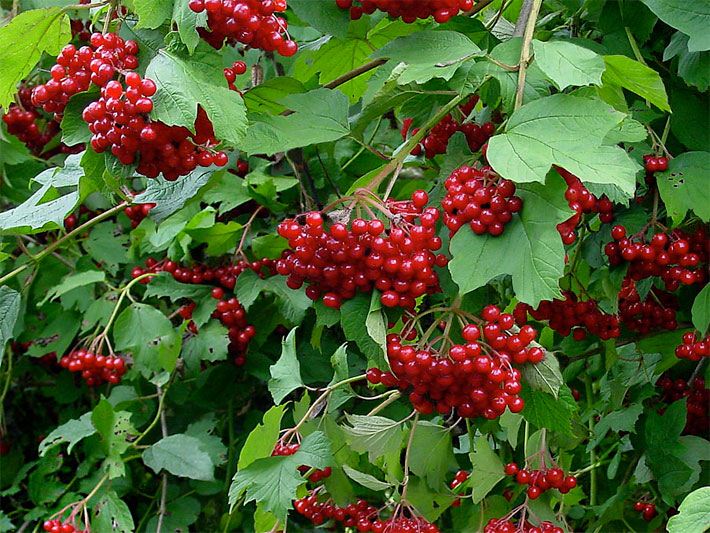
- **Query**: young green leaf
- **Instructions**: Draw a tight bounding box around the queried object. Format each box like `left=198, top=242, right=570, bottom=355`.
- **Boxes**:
left=143, top=434, right=215, bottom=481
left=342, top=414, right=404, bottom=462
left=135, top=168, right=216, bottom=222
left=341, top=465, right=393, bottom=491
left=469, top=436, right=505, bottom=503
left=521, top=350, right=564, bottom=398
left=38, top=413, right=96, bottom=456
left=532, top=40, right=605, bottom=90
left=269, top=328, right=304, bottom=404
left=656, top=151, right=710, bottom=225
left=691, top=284, right=710, bottom=335
left=602, top=55, right=671, bottom=111
left=408, top=421, right=456, bottom=490
left=639, top=0, right=710, bottom=52
left=93, top=491, right=135, bottom=533
left=667, top=487, right=710, bottom=533
left=238, top=405, right=287, bottom=470
left=0, top=287, right=21, bottom=368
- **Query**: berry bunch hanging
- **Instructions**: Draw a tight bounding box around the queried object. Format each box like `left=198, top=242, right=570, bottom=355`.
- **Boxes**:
left=503, top=462, right=577, bottom=500
left=605, top=226, right=707, bottom=291
left=618, top=280, right=678, bottom=334
left=675, top=331, right=710, bottom=361
left=643, top=154, right=669, bottom=173
left=402, top=96, right=497, bottom=158
left=188, top=0, right=298, bottom=56
left=484, top=518, right=564, bottom=533
left=450, top=469, right=470, bottom=507
left=514, top=292, right=621, bottom=341
left=276, top=190, right=447, bottom=309
left=336, top=0, right=473, bottom=23
left=368, top=305, right=544, bottom=418
left=124, top=202, right=155, bottom=228
left=2, top=86, right=65, bottom=156
left=42, top=520, right=85, bottom=533
left=224, top=60, right=247, bottom=92
left=59, top=349, right=127, bottom=386
left=657, top=375, right=709, bottom=436
left=633, top=501, right=658, bottom=522
left=442, top=165, right=522, bottom=237
left=555, top=168, right=614, bottom=245
left=31, top=34, right=139, bottom=118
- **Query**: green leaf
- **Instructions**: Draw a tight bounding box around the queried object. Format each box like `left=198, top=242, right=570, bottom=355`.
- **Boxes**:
left=328, top=343, right=354, bottom=412
left=342, top=414, right=404, bottom=462
left=269, top=328, right=303, bottom=404
left=40, top=270, right=105, bottom=306
left=243, top=77, right=306, bottom=114
left=409, top=421, right=456, bottom=490
left=113, top=303, right=181, bottom=374
left=288, top=0, right=350, bottom=38
left=449, top=177, right=573, bottom=306
left=241, top=88, right=350, bottom=155
left=0, top=8, right=71, bottom=109
left=145, top=49, right=247, bottom=147
left=143, top=272, right=211, bottom=301
left=182, top=322, right=229, bottom=367
left=639, top=0, right=710, bottom=52
left=229, top=432, right=332, bottom=521
left=667, top=487, right=710, bottom=533
left=656, top=151, right=710, bottom=224
left=373, top=30, right=480, bottom=67
left=84, top=223, right=129, bottom=275
left=487, top=94, right=641, bottom=195
left=521, top=350, right=564, bottom=398
left=133, top=0, right=172, bottom=29
left=251, top=234, right=288, bottom=260
left=602, top=55, right=670, bottom=111
left=173, top=1, right=208, bottom=53
left=143, top=434, right=215, bottom=481
left=532, top=40, right=605, bottom=90
left=341, top=293, right=387, bottom=367
left=519, top=387, right=578, bottom=437
left=238, top=405, right=286, bottom=470
left=589, top=404, right=643, bottom=450
left=236, top=270, right=312, bottom=325
left=60, top=92, right=96, bottom=146
left=469, top=436, right=505, bottom=503
left=38, top=412, right=96, bottom=456
left=93, top=491, right=135, bottom=533
left=341, top=465, right=393, bottom=491
left=135, top=168, right=215, bottom=222
left=0, top=287, right=21, bottom=368
left=664, top=32, right=710, bottom=92
left=692, top=284, right=710, bottom=335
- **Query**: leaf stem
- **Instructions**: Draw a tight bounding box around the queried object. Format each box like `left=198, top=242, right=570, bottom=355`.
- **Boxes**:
left=0, top=201, right=129, bottom=287
left=584, top=376, right=598, bottom=506
left=400, top=412, right=420, bottom=503
left=514, top=0, right=542, bottom=110
left=132, top=383, right=170, bottom=447
left=367, top=390, right=401, bottom=416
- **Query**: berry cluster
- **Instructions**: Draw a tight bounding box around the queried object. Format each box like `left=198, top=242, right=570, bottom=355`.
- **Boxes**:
left=402, top=97, right=496, bottom=158
left=633, top=501, right=658, bottom=522
left=232, top=158, right=250, bottom=177
left=2, top=87, right=62, bottom=156
left=43, top=521, right=84, bottom=533
left=368, top=305, right=544, bottom=418
left=450, top=470, right=469, bottom=507
left=276, top=191, right=446, bottom=309
left=272, top=442, right=332, bottom=482
left=618, top=280, right=678, bottom=334
left=442, top=165, right=522, bottom=237
left=484, top=518, right=564, bottom=533
left=32, top=34, right=139, bottom=119
left=605, top=226, right=707, bottom=291
left=657, top=375, right=709, bottom=436
left=503, top=462, right=577, bottom=499
left=555, top=168, right=613, bottom=245
left=675, top=331, right=710, bottom=361
left=224, top=60, right=247, bottom=92
left=294, top=494, right=439, bottom=532
left=188, top=0, right=297, bottom=56
left=514, top=292, right=620, bottom=341
left=135, top=258, right=275, bottom=365
left=643, top=154, right=669, bottom=173
left=59, top=350, right=127, bottom=386
left=124, top=203, right=155, bottom=228
left=336, top=0, right=473, bottom=23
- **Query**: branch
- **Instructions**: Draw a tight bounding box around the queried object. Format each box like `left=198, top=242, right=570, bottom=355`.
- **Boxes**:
left=514, top=0, right=542, bottom=110
left=0, top=201, right=129, bottom=286
left=324, top=59, right=387, bottom=90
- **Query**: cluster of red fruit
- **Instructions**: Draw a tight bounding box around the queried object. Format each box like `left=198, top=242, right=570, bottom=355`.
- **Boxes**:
left=633, top=501, right=658, bottom=522
left=484, top=518, right=564, bottom=533
left=449, top=469, right=470, bottom=507
left=657, top=375, right=708, bottom=436
left=2, top=87, right=66, bottom=157
left=555, top=168, right=614, bottom=245
left=336, top=0, right=473, bottom=23
left=675, top=331, right=710, bottom=361
left=294, top=494, right=439, bottom=532
left=124, top=203, right=155, bottom=228
left=31, top=33, right=139, bottom=118
left=42, top=521, right=84, bottom=533
left=402, top=97, right=496, bottom=158
left=59, top=349, right=127, bottom=386
left=272, top=441, right=332, bottom=482
left=188, top=0, right=297, bottom=56
left=618, top=280, right=678, bottom=334
left=514, top=291, right=621, bottom=341
left=503, top=462, right=577, bottom=500
left=643, top=154, right=669, bottom=173
left=135, top=258, right=274, bottom=365
left=442, top=165, right=522, bottom=237
left=224, top=60, right=247, bottom=92
left=368, top=306, right=544, bottom=418
left=605, top=226, right=707, bottom=291
left=276, top=191, right=446, bottom=309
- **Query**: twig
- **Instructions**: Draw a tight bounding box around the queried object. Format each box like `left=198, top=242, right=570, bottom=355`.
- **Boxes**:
left=367, top=391, right=401, bottom=416
left=400, top=413, right=420, bottom=503
left=156, top=386, right=169, bottom=533
left=513, top=0, right=534, bottom=37
left=514, top=0, right=542, bottom=110
left=466, top=0, right=495, bottom=17
left=324, top=59, right=387, bottom=90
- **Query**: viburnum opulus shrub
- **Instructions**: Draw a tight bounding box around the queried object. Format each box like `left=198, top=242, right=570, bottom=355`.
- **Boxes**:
left=0, top=0, right=708, bottom=532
